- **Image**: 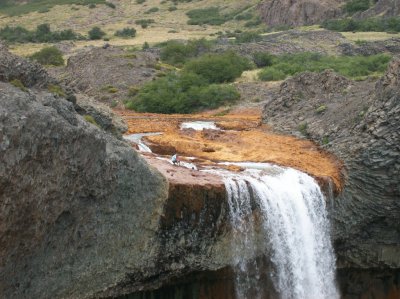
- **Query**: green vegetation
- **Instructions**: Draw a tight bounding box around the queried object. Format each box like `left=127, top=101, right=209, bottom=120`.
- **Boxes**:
left=159, top=38, right=212, bottom=67
left=126, top=50, right=251, bottom=113
left=253, top=52, right=274, bottom=68
left=136, top=0, right=146, bottom=3
left=168, top=6, right=177, bottom=11
left=315, top=105, right=327, bottom=114
left=322, top=17, right=400, bottom=32
left=30, top=46, right=64, bottom=66
left=344, top=0, right=372, bottom=14
left=10, top=79, right=27, bottom=92
left=298, top=122, right=309, bottom=137
left=234, top=31, right=262, bottom=43
left=258, top=52, right=391, bottom=81
left=186, top=7, right=227, bottom=25
left=135, top=19, right=155, bottom=28
left=114, top=27, right=136, bottom=38
left=104, top=1, right=116, bottom=9
left=142, top=41, right=150, bottom=49
left=186, top=5, right=253, bottom=26
left=0, top=0, right=105, bottom=16
left=125, top=72, right=240, bottom=113
left=84, top=115, right=99, bottom=126
left=0, top=23, right=80, bottom=43
left=48, top=84, right=66, bottom=97
left=145, top=7, right=159, bottom=14
left=183, top=52, right=252, bottom=83
left=88, top=26, right=106, bottom=40
left=101, top=85, right=118, bottom=93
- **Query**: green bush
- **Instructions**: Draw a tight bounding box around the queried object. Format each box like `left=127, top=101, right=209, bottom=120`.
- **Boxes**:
left=0, top=0, right=106, bottom=16
left=234, top=31, right=262, bottom=43
left=253, top=52, right=274, bottom=68
left=48, top=84, right=66, bottom=97
left=105, top=1, right=116, bottom=9
left=258, top=68, right=286, bottom=81
left=160, top=38, right=212, bottom=66
left=183, top=52, right=252, bottom=83
left=142, top=41, right=150, bottom=49
left=88, top=26, right=106, bottom=40
left=114, top=27, right=136, bottom=37
left=168, top=6, right=177, bottom=11
left=258, top=52, right=391, bottom=81
left=135, top=19, right=155, bottom=29
left=136, top=0, right=146, bottom=3
left=322, top=17, right=400, bottom=32
left=128, top=72, right=240, bottom=113
left=344, top=0, right=371, bottom=14
left=145, top=7, right=159, bottom=14
left=0, top=23, right=80, bottom=43
left=186, top=7, right=227, bottom=25
left=30, top=46, right=64, bottom=66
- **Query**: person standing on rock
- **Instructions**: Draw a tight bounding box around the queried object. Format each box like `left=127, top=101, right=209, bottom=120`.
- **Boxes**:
left=171, top=153, right=180, bottom=165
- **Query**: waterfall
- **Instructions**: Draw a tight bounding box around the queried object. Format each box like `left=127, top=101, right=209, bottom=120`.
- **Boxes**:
left=223, top=166, right=339, bottom=299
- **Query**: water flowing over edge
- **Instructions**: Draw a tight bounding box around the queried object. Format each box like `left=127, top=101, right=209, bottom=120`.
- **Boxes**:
left=222, top=166, right=339, bottom=299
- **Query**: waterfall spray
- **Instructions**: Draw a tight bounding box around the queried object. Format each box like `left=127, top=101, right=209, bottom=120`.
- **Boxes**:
left=223, top=166, right=339, bottom=299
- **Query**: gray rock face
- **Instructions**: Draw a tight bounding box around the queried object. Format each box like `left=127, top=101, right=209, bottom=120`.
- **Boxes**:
left=262, top=61, right=400, bottom=296
left=0, top=82, right=169, bottom=298
left=258, top=0, right=344, bottom=26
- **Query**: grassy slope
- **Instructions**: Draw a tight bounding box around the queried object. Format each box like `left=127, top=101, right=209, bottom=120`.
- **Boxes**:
left=0, top=0, right=261, bottom=55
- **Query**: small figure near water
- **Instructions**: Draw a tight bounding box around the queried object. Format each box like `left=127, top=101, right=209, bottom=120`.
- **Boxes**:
left=171, top=153, right=180, bottom=166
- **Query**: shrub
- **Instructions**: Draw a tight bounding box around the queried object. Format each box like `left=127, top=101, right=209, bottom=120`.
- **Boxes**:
left=136, top=0, right=146, bottom=3
left=88, top=3, right=96, bottom=8
left=135, top=19, right=155, bottom=29
left=105, top=2, right=116, bottom=9
left=145, top=7, right=159, bottom=14
left=115, top=27, right=136, bottom=37
left=183, top=52, right=252, bottom=83
left=258, top=52, right=391, bottom=81
left=258, top=68, right=286, bottom=81
left=160, top=38, right=212, bottom=66
left=142, top=41, right=150, bottom=49
left=128, top=72, right=240, bottom=113
left=253, top=52, right=274, bottom=68
left=0, top=23, right=80, bottom=43
left=48, top=84, right=66, bottom=97
left=344, top=0, right=371, bottom=14
left=30, top=46, right=64, bottom=66
left=186, top=7, right=227, bottom=25
left=315, top=105, right=327, bottom=114
left=244, top=19, right=262, bottom=28
left=88, top=26, right=106, bottom=40
left=168, top=6, right=177, bottom=11
left=84, top=115, right=99, bottom=126
left=235, top=31, right=262, bottom=43
left=322, top=17, right=400, bottom=32
left=102, top=85, right=118, bottom=93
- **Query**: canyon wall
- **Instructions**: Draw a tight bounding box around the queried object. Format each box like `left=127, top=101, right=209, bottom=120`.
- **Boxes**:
left=262, top=62, right=400, bottom=298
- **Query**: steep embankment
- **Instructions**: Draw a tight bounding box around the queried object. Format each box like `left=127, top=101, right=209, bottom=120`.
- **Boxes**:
left=262, top=63, right=400, bottom=298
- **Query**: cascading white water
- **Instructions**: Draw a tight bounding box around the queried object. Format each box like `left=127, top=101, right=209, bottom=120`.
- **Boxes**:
left=223, top=166, right=339, bottom=299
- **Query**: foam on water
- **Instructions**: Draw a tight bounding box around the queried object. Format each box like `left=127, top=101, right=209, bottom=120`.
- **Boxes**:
left=180, top=121, right=219, bottom=130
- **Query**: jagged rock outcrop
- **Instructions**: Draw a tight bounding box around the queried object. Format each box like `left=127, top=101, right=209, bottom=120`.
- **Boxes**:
left=258, top=0, right=344, bottom=27
left=262, top=61, right=400, bottom=298
left=0, top=44, right=236, bottom=299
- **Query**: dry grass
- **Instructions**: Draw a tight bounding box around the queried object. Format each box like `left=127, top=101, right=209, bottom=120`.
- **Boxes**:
left=342, top=31, right=399, bottom=41
left=236, top=69, right=262, bottom=83
left=2, top=0, right=261, bottom=56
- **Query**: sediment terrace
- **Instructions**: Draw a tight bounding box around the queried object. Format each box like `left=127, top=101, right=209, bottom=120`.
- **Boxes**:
left=117, top=107, right=344, bottom=194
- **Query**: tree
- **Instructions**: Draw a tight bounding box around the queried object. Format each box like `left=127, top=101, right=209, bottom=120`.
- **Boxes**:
left=88, top=27, right=106, bottom=40
left=30, top=46, right=64, bottom=66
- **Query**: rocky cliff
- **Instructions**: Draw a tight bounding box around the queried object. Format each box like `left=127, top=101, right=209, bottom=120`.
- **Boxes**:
left=258, top=0, right=344, bottom=27
left=262, top=61, right=400, bottom=298
left=0, top=45, right=236, bottom=299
